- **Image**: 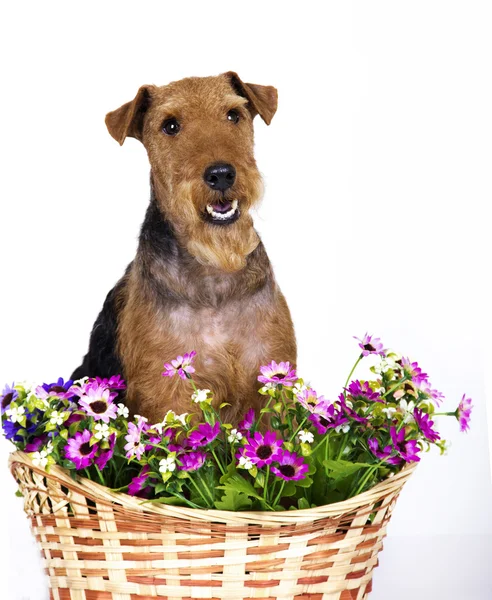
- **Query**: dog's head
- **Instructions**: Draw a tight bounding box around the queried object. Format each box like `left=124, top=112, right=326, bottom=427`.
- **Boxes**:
left=106, top=72, right=277, bottom=272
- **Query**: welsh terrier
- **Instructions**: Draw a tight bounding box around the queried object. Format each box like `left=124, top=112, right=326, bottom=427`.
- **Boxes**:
left=72, top=72, right=297, bottom=424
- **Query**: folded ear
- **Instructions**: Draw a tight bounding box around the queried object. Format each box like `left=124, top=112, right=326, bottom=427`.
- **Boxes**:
left=224, top=71, right=278, bottom=125
left=105, top=85, right=155, bottom=145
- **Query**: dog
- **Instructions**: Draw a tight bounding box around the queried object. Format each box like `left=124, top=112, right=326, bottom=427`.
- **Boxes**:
left=72, top=72, right=297, bottom=424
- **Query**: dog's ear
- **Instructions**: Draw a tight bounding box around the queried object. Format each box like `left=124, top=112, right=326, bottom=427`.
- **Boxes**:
left=225, top=71, right=278, bottom=125
left=105, top=85, right=156, bottom=145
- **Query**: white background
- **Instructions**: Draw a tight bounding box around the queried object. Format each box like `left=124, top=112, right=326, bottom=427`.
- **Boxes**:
left=1, top=2, right=491, bottom=599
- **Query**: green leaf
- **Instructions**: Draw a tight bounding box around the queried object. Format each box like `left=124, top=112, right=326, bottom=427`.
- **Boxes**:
left=323, top=459, right=371, bottom=481
left=298, top=497, right=310, bottom=510
left=219, top=402, right=231, bottom=409
left=217, top=475, right=263, bottom=501
left=214, top=488, right=253, bottom=511
left=143, top=495, right=187, bottom=506
left=15, top=490, right=23, bottom=498
left=295, top=475, right=313, bottom=488
left=219, top=462, right=237, bottom=485
left=62, top=459, right=76, bottom=470
left=154, top=482, right=167, bottom=494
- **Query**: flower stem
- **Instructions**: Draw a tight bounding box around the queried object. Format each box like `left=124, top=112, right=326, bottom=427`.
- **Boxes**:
left=264, top=465, right=270, bottom=503
left=382, top=376, right=409, bottom=399
left=353, top=460, right=386, bottom=497
left=336, top=432, right=349, bottom=460
left=211, top=448, right=226, bottom=475
left=273, top=480, right=285, bottom=507
left=188, top=475, right=212, bottom=508
left=344, top=356, right=362, bottom=395
left=94, top=464, right=105, bottom=486
left=290, top=417, right=307, bottom=442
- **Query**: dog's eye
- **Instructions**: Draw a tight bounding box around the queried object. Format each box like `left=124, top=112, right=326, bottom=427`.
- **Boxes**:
left=162, top=118, right=180, bottom=136
left=227, top=110, right=240, bottom=124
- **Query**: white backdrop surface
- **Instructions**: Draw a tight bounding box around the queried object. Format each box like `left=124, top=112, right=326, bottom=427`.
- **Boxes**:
left=1, top=2, right=491, bottom=599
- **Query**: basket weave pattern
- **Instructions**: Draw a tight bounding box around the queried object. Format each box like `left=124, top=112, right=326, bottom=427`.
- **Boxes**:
left=10, top=451, right=415, bottom=600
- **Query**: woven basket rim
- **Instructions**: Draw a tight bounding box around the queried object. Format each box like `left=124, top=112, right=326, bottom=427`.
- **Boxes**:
left=9, top=450, right=416, bottom=525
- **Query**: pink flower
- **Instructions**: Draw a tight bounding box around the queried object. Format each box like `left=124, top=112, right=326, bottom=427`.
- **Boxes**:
left=128, top=465, right=153, bottom=497
left=414, top=409, right=440, bottom=443
left=238, top=408, right=255, bottom=432
left=258, top=361, right=297, bottom=388
left=308, top=401, right=347, bottom=434
left=77, top=383, right=118, bottom=423
left=296, top=388, right=326, bottom=412
left=241, top=431, right=283, bottom=468
left=390, top=427, right=421, bottom=463
left=347, top=380, right=383, bottom=403
left=95, top=433, right=116, bottom=470
left=456, top=394, right=473, bottom=432
left=354, top=333, right=386, bottom=357
left=187, top=422, right=220, bottom=449
left=65, top=429, right=98, bottom=470
left=271, top=451, right=308, bottom=481
left=93, top=375, right=126, bottom=391
left=400, top=357, right=429, bottom=386
left=124, top=422, right=145, bottom=460
left=162, top=351, right=197, bottom=380
left=178, top=451, right=207, bottom=471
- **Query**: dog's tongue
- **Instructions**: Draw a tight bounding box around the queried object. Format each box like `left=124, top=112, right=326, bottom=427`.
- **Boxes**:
left=212, top=201, right=232, bottom=214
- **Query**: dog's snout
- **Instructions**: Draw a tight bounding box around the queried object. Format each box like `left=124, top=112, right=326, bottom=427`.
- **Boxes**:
left=204, top=163, right=236, bottom=191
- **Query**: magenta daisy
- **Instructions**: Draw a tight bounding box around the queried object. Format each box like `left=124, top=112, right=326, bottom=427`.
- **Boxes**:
left=400, top=357, right=429, bottom=386
left=456, top=394, right=473, bottom=432
left=162, top=351, right=197, bottom=380
left=271, top=450, right=308, bottom=481
left=337, top=393, right=368, bottom=424
left=65, top=429, right=98, bottom=470
left=124, top=422, right=145, bottom=460
left=308, top=401, right=347, bottom=434
left=354, top=333, right=386, bottom=357
left=95, top=433, right=116, bottom=470
left=93, top=375, right=126, bottom=391
left=258, top=361, right=297, bottom=388
left=77, top=383, right=118, bottom=423
left=346, top=380, right=383, bottom=403
left=390, top=427, right=421, bottom=463
left=36, top=378, right=75, bottom=401
left=178, top=451, right=207, bottom=471
left=242, top=431, right=283, bottom=468
left=238, top=408, right=255, bottom=432
left=368, top=438, right=400, bottom=465
left=128, top=465, right=153, bottom=498
left=187, top=422, right=220, bottom=449
left=414, top=409, right=440, bottom=443
left=296, top=388, right=326, bottom=412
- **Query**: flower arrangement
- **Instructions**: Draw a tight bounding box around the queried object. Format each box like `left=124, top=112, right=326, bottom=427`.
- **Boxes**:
left=1, top=334, right=472, bottom=511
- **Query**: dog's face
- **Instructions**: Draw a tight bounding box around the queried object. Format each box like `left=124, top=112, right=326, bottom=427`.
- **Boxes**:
left=106, top=72, right=278, bottom=272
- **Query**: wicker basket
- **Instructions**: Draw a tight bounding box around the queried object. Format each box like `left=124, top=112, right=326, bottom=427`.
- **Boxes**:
left=9, top=450, right=415, bottom=600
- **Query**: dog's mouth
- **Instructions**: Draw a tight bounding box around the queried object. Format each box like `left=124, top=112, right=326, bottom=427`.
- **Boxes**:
left=204, top=199, right=240, bottom=225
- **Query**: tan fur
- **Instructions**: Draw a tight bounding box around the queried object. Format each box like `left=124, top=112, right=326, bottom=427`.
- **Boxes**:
left=105, top=72, right=296, bottom=423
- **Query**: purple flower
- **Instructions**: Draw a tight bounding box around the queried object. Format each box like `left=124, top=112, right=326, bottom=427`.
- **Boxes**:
left=354, top=333, right=386, bottom=357
left=187, top=422, right=220, bottom=449
left=238, top=408, right=255, bottom=432
left=308, top=402, right=347, bottom=434
left=38, top=378, right=75, bottom=400
left=77, top=383, right=118, bottom=423
left=258, top=361, right=297, bottom=387
left=271, top=450, right=308, bottom=481
left=296, top=388, right=326, bottom=412
left=93, top=375, right=126, bottom=391
left=124, top=422, right=145, bottom=459
left=128, top=465, right=153, bottom=497
left=368, top=438, right=401, bottom=465
left=415, top=379, right=445, bottom=405
left=1, top=383, right=18, bottom=414
left=25, top=435, right=49, bottom=452
left=2, top=411, right=38, bottom=442
left=414, top=409, right=440, bottom=443
left=347, top=380, right=383, bottom=403
left=390, top=426, right=421, bottom=463
left=401, top=357, right=429, bottom=386
left=65, top=429, right=98, bottom=470
left=178, top=451, right=207, bottom=471
left=95, top=433, right=116, bottom=470
left=145, top=434, right=163, bottom=451
left=338, top=394, right=368, bottom=424
left=162, top=351, right=197, bottom=380
left=242, top=431, right=283, bottom=468
left=456, top=394, right=473, bottom=432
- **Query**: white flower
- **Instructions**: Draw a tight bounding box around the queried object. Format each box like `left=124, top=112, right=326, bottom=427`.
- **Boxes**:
left=31, top=450, right=49, bottom=469
left=134, top=414, right=148, bottom=424
left=382, top=407, right=397, bottom=419
left=163, top=410, right=187, bottom=426
left=238, top=455, right=253, bottom=470
left=293, top=382, right=308, bottom=395
left=399, top=399, right=416, bottom=423
left=117, top=403, right=129, bottom=418
left=6, top=405, right=25, bottom=423
left=49, top=410, right=65, bottom=426
left=153, top=419, right=167, bottom=434
left=159, top=456, right=176, bottom=474
left=191, top=389, right=211, bottom=403
left=175, top=413, right=188, bottom=426
left=335, top=422, right=350, bottom=434
left=375, top=387, right=385, bottom=395
left=73, top=377, right=89, bottom=387
left=227, top=428, right=243, bottom=443
left=94, top=423, right=110, bottom=440
left=45, top=441, right=54, bottom=455
left=260, top=382, right=276, bottom=393
left=298, top=430, right=314, bottom=444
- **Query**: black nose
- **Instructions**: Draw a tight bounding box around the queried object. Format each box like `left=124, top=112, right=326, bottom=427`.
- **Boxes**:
left=203, top=163, right=236, bottom=191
